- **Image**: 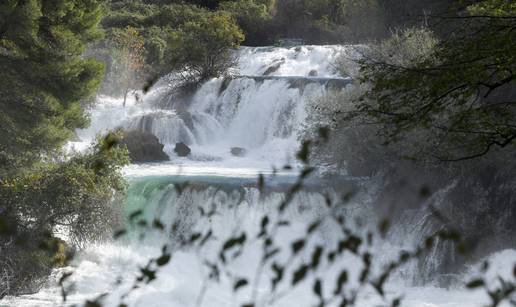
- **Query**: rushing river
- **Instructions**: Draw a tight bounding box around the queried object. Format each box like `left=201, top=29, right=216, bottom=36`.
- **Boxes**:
left=3, top=45, right=515, bottom=307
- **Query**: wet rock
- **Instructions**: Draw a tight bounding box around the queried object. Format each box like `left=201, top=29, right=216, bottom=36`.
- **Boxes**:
left=263, top=58, right=285, bottom=75
left=219, top=76, right=233, bottom=95
left=174, top=142, right=191, bottom=157
left=230, top=147, right=247, bottom=157
left=120, top=130, right=169, bottom=163
left=288, top=78, right=310, bottom=92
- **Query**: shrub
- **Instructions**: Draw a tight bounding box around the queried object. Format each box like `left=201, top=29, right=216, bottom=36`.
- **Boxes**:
left=0, top=133, right=129, bottom=296
left=165, top=11, right=244, bottom=85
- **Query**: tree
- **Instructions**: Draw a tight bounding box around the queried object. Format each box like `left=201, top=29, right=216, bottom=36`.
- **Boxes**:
left=271, top=0, right=382, bottom=44
left=111, top=26, right=147, bottom=106
left=349, top=0, right=516, bottom=161
left=0, top=0, right=130, bottom=296
left=166, top=11, right=244, bottom=85
left=99, top=1, right=240, bottom=82
left=0, top=0, right=104, bottom=174
left=219, top=0, right=274, bottom=45
left=0, top=133, right=129, bottom=296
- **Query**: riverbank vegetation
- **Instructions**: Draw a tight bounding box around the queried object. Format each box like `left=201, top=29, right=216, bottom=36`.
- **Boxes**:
left=0, top=0, right=128, bottom=297
left=306, top=0, right=516, bottom=279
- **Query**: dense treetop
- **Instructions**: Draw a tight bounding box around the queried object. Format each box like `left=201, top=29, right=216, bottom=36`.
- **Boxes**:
left=0, top=0, right=105, bottom=173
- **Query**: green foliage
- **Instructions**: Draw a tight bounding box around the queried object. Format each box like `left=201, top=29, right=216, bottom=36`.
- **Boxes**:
left=0, top=0, right=105, bottom=173
left=468, top=0, right=516, bottom=16
left=272, top=0, right=382, bottom=44
left=0, top=133, right=129, bottom=296
left=351, top=1, right=516, bottom=161
left=1, top=132, right=129, bottom=242
left=219, top=0, right=274, bottom=45
left=98, top=1, right=244, bottom=84
left=166, top=11, right=244, bottom=83
left=0, top=0, right=131, bottom=297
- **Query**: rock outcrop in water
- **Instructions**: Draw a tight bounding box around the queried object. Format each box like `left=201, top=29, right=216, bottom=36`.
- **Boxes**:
left=174, top=142, right=191, bottom=157
left=230, top=147, right=247, bottom=157
left=120, top=130, right=169, bottom=163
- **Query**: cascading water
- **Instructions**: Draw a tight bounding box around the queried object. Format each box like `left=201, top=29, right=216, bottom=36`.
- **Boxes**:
left=6, top=45, right=516, bottom=307
left=72, top=45, right=353, bottom=170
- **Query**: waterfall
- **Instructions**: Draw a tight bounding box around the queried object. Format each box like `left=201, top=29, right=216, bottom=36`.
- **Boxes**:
left=8, top=45, right=515, bottom=307
left=73, top=45, right=354, bottom=169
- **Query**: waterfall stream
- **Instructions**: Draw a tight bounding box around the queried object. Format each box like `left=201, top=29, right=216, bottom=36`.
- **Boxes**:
left=4, top=45, right=515, bottom=307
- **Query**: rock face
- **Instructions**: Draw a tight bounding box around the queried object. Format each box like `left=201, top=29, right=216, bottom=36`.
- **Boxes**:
left=174, top=142, right=191, bottom=157
left=230, top=147, right=247, bottom=157
left=120, top=130, right=169, bottom=163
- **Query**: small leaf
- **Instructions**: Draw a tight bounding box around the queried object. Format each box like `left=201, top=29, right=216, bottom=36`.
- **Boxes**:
left=310, top=246, right=323, bottom=269
left=139, top=267, right=156, bottom=282
left=156, top=254, right=171, bottom=266
left=222, top=233, right=247, bottom=251
left=220, top=233, right=247, bottom=263
left=271, top=262, right=284, bottom=290
left=307, top=220, right=321, bottom=234
left=292, top=264, right=309, bottom=285
left=297, top=140, right=311, bottom=163
left=129, top=210, right=143, bottom=221
left=334, top=270, right=348, bottom=294
left=113, top=229, right=126, bottom=239
left=234, top=279, right=248, bottom=291
left=391, top=297, right=402, bottom=307
left=466, top=279, right=484, bottom=288
left=85, top=301, right=101, bottom=307
left=265, top=248, right=280, bottom=260
left=327, top=251, right=336, bottom=263
left=277, top=220, right=290, bottom=227
left=313, top=278, right=323, bottom=298
left=258, top=215, right=269, bottom=237
left=190, top=232, right=202, bottom=243
left=261, top=216, right=269, bottom=229
left=199, top=230, right=213, bottom=247
left=292, top=239, right=305, bottom=254
left=153, top=219, right=164, bottom=230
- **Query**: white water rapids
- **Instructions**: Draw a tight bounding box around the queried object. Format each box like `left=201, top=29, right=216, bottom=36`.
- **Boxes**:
left=3, top=45, right=515, bottom=307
